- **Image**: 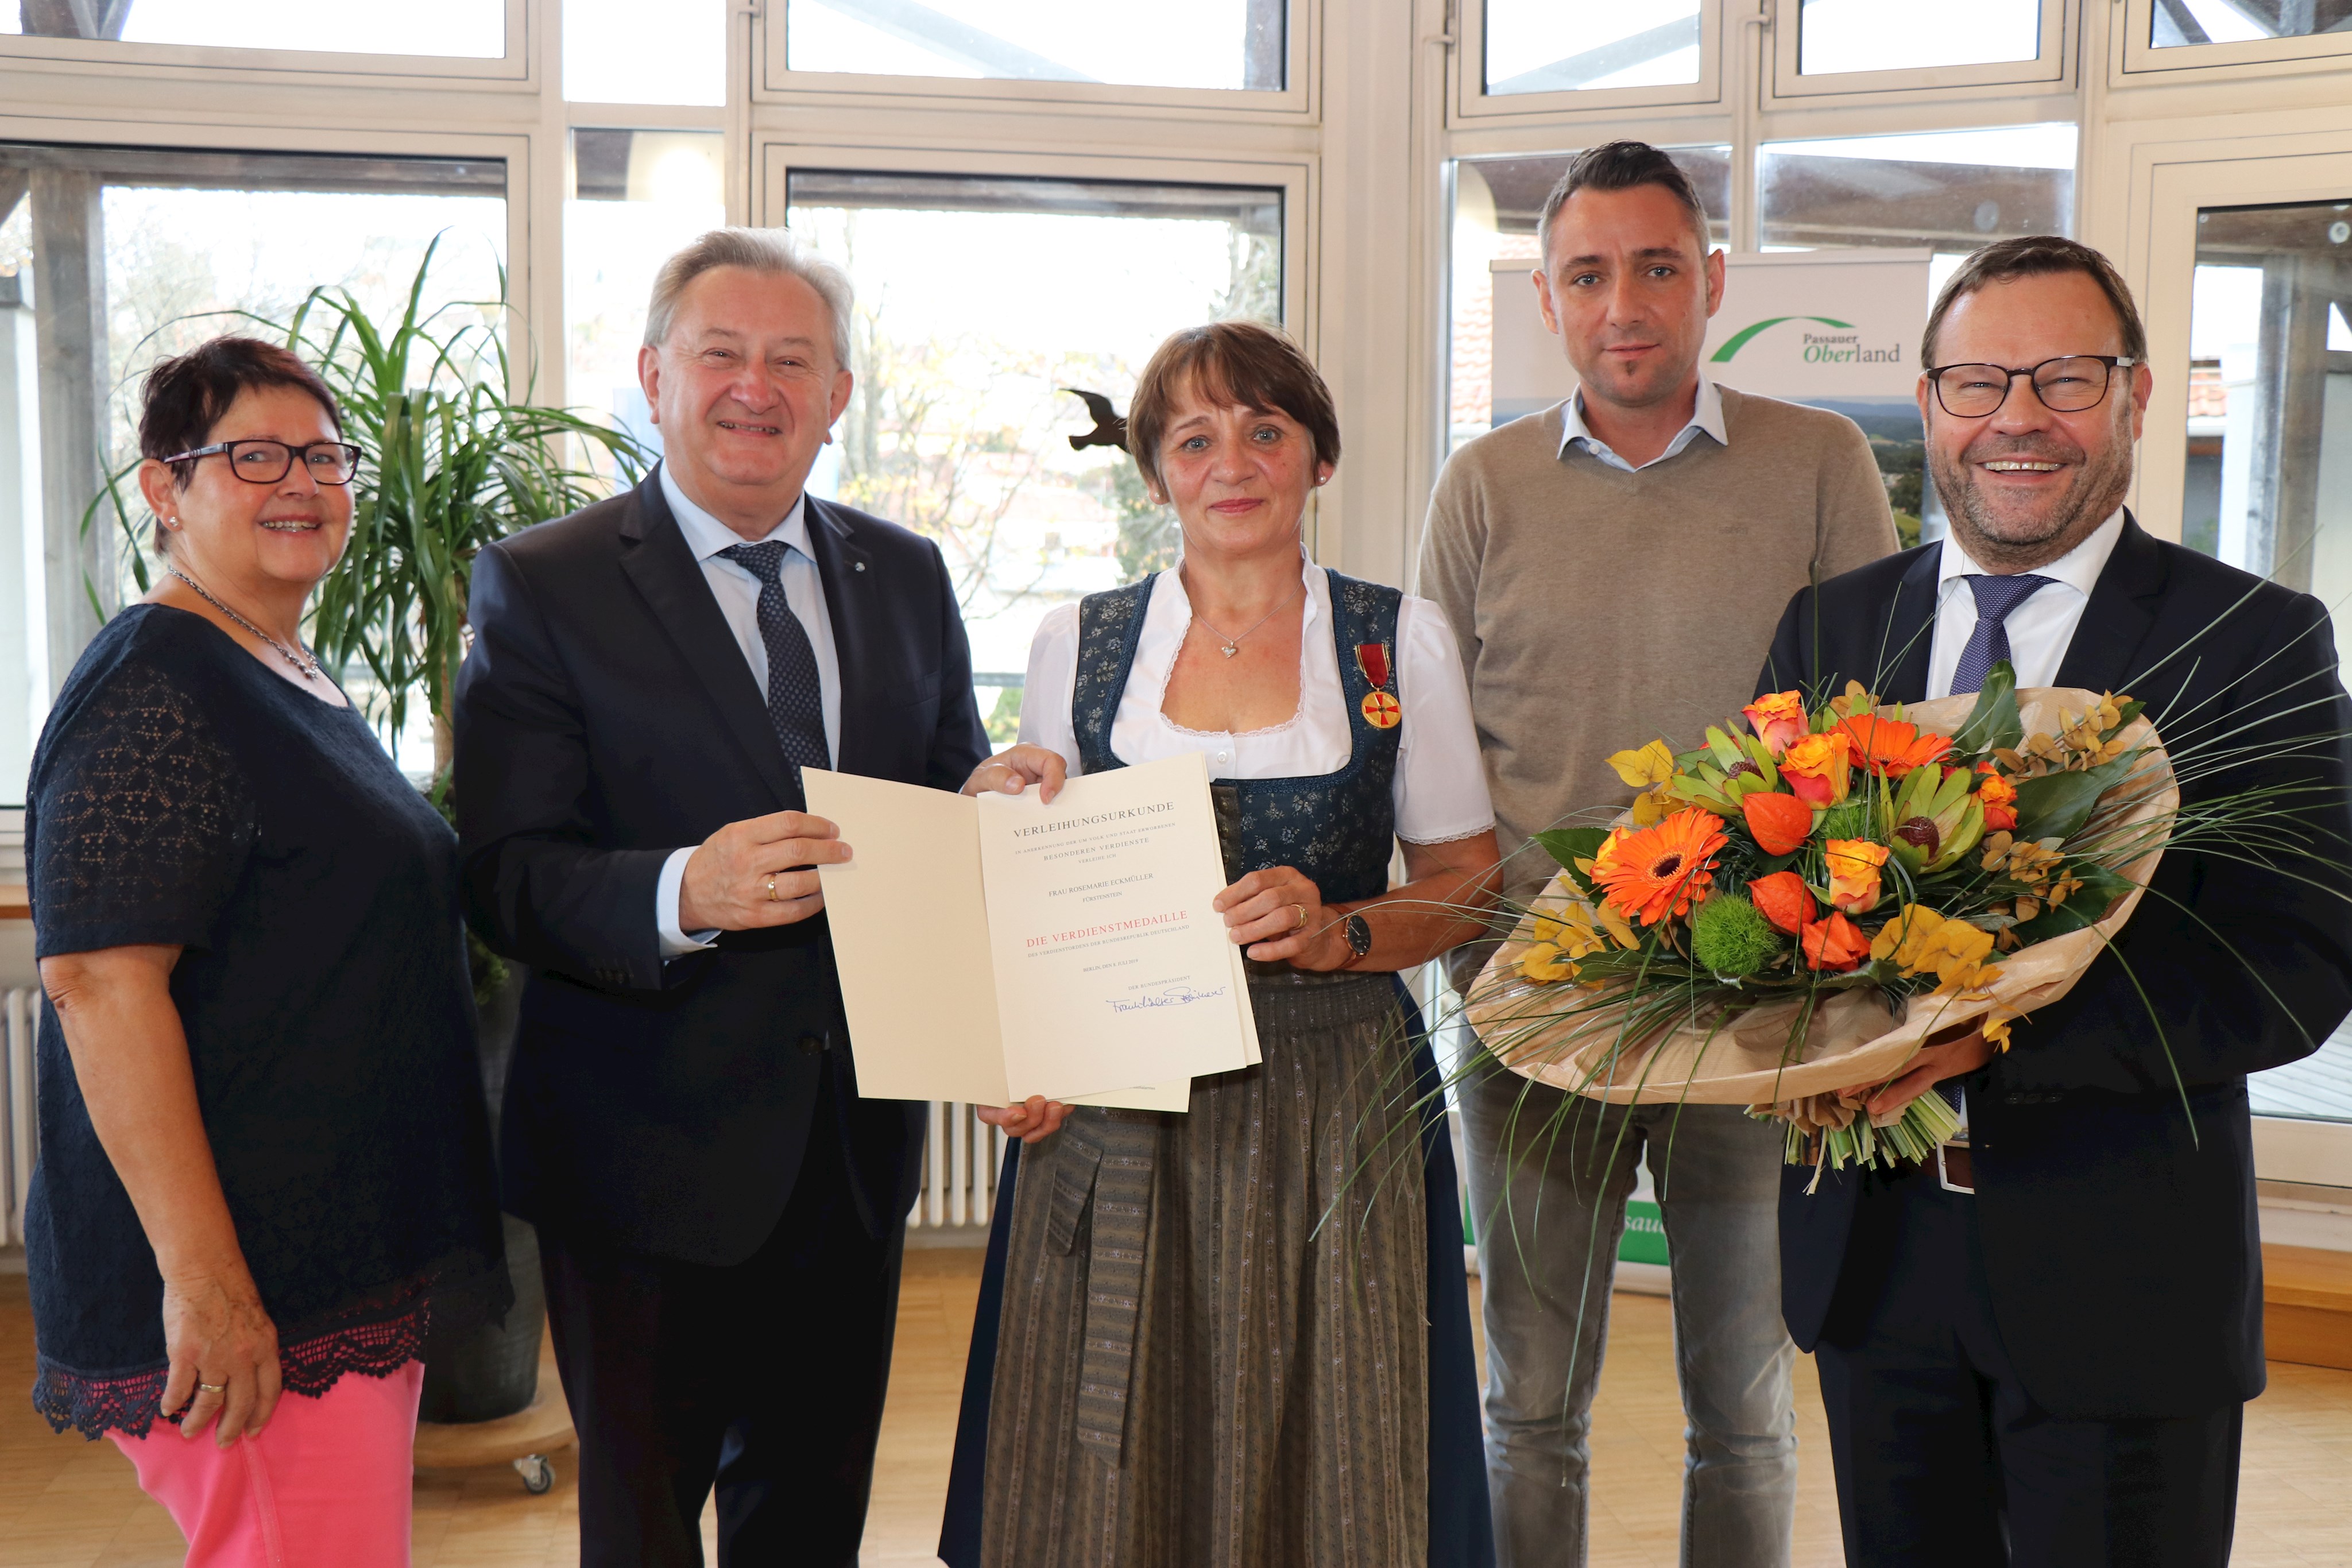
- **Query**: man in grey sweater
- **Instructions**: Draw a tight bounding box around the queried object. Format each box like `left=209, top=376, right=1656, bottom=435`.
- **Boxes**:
left=1418, top=141, right=1897, bottom=1567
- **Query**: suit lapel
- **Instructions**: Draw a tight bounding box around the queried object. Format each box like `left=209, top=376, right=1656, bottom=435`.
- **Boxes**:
left=803, top=495, right=877, bottom=775
left=1875, top=547, right=1941, bottom=704
left=2054, top=512, right=2169, bottom=695
left=616, top=469, right=799, bottom=808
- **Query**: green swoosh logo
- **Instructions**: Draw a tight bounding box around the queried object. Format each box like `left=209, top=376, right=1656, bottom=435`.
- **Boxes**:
left=1709, top=316, right=1856, bottom=362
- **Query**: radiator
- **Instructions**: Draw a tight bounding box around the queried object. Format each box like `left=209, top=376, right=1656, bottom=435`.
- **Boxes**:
left=911, top=1101, right=1009, bottom=1231
left=0, top=1000, right=1005, bottom=1245
left=3, top=985, right=32, bottom=1248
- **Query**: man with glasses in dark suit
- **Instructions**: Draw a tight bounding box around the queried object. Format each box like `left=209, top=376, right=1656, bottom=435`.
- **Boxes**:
left=1758, top=235, right=2352, bottom=1567
left=455, top=227, right=988, bottom=1568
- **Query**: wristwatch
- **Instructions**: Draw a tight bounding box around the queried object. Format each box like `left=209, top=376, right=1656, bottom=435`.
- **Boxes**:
left=1338, top=912, right=1373, bottom=967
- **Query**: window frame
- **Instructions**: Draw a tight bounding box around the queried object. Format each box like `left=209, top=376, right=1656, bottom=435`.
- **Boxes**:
left=2117, top=0, right=2352, bottom=83
left=1452, top=0, right=1724, bottom=128
left=755, top=0, right=1318, bottom=123
left=1763, top=0, right=2076, bottom=108
left=0, top=0, right=533, bottom=88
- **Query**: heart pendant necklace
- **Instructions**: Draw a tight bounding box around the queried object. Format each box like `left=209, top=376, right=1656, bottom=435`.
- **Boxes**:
left=1193, top=593, right=1294, bottom=659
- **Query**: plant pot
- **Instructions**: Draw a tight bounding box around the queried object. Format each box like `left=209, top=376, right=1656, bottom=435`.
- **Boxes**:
left=421, top=964, right=543, bottom=1424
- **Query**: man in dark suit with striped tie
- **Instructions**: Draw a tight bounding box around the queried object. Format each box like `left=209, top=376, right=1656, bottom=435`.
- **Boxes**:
left=454, top=228, right=988, bottom=1567
left=1755, top=236, right=2352, bottom=1566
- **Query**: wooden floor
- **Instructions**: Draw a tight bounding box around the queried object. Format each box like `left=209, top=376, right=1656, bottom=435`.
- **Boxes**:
left=7, top=1254, right=2352, bottom=1567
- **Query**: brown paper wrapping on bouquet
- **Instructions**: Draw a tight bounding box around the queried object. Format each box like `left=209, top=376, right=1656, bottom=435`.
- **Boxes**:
left=1465, top=690, right=2178, bottom=1112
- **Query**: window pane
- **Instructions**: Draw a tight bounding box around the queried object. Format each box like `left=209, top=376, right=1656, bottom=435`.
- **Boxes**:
left=1449, top=148, right=1730, bottom=447
left=1796, top=0, right=2040, bottom=75
left=565, top=0, right=725, bottom=104
left=1482, top=0, right=1701, bottom=95
left=783, top=171, right=1282, bottom=726
left=786, top=0, right=1285, bottom=91
left=567, top=130, right=725, bottom=471
left=0, top=145, right=507, bottom=796
left=1759, top=126, right=2076, bottom=258
left=2154, top=0, right=2352, bottom=48
left=0, top=0, right=502, bottom=57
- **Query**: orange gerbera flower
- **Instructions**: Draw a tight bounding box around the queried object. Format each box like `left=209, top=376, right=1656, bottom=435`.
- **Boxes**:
left=1590, top=807, right=1728, bottom=927
left=1837, top=714, right=1953, bottom=779
left=1975, top=762, right=2019, bottom=831
left=1742, top=791, right=1815, bottom=857
left=1743, top=691, right=1809, bottom=757
left=1780, top=731, right=1853, bottom=807
left=1798, top=911, right=1871, bottom=972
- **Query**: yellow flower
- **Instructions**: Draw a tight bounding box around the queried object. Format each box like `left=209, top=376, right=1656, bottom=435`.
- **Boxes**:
left=1608, top=740, right=1676, bottom=789
left=1983, top=1014, right=2014, bottom=1052
left=1868, top=904, right=2002, bottom=994
left=1595, top=901, right=1641, bottom=950
left=1520, top=943, right=1577, bottom=984
left=1533, top=904, right=1608, bottom=960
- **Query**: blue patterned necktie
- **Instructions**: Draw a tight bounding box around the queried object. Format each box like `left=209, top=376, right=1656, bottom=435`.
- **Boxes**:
left=717, top=541, right=831, bottom=790
left=1949, top=573, right=2055, bottom=697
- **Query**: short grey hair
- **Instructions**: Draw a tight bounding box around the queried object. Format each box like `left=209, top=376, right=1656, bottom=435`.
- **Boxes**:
left=643, top=227, right=855, bottom=370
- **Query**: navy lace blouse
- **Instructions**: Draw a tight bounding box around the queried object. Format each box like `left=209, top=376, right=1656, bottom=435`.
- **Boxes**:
left=24, top=605, right=507, bottom=1439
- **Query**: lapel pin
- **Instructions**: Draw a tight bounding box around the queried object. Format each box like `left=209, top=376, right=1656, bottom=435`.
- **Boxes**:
left=854, top=561, right=866, bottom=572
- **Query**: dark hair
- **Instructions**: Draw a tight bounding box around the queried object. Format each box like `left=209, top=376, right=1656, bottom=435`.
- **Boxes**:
left=1922, top=235, right=2148, bottom=368
left=1537, top=141, right=1713, bottom=265
left=140, top=335, right=344, bottom=490
left=1125, top=320, right=1341, bottom=497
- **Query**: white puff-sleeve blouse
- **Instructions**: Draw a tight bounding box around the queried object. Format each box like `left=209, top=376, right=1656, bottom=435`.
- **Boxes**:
left=1017, top=560, right=1496, bottom=848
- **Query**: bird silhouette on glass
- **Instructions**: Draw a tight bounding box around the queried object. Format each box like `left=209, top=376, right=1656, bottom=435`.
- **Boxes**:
left=1061, top=388, right=1129, bottom=452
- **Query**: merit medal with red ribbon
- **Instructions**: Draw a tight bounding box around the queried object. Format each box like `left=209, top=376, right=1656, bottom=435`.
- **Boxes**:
left=1356, top=642, right=1402, bottom=729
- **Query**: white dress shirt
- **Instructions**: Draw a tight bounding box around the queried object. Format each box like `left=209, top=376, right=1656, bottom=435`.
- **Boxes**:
left=1558, top=373, right=1728, bottom=473
left=1924, top=509, right=2126, bottom=701
left=655, top=463, right=844, bottom=957
left=1019, top=558, right=1497, bottom=846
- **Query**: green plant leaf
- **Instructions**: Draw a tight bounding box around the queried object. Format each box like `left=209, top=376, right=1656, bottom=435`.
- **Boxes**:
left=2010, top=749, right=2145, bottom=842
left=1531, top=827, right=1610, bottom=896
left=1951, top=660, right=2024, bottom=755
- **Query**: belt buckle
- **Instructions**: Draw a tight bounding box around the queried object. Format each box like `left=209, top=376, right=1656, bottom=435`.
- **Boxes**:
left=1936, top=1140, right=1975, bottom=1195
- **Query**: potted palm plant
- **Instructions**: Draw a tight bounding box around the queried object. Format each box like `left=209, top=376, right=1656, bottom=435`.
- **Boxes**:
left=94, top=239, right=652, bottom=1426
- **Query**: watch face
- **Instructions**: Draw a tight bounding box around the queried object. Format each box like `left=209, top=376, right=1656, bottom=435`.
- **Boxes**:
left=1346, top=913, right=1373, bottom=957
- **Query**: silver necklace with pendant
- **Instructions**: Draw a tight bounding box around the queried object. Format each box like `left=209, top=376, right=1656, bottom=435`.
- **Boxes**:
left=1192, top=591, right=1297, bottom=659
left=168, top=564, right=323, bottom=682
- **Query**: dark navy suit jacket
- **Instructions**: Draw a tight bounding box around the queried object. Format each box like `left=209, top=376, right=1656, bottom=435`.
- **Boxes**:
left=1758, top=514, right=2352, bottom=1420
left=453, top=468, right=989, bottom=1267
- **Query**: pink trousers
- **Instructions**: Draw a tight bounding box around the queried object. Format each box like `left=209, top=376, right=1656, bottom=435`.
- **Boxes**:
left=109, top=1360, right=423, bottom=1567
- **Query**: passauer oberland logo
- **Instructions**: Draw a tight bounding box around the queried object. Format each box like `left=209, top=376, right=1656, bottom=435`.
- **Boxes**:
left=1711, top=316, right=1904, bottom=365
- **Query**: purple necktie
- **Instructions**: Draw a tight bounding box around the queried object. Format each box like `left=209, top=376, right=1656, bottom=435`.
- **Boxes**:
left=1949, top=573, right=2053, bottom=696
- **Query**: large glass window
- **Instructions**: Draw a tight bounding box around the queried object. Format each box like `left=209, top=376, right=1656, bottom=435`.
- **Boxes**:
left=1448, top=148, right=1730, bottom=449
left=2154, top=0, right=2352, bottom=48
left=567, top=130, right=727, bottom=467
left=565, top=0, right=726, bottom=104
left=0, top=1, right=502, bottom=56
left=1758, top=124, right=2076, bottom=282
left=1794, top=0, right=2042, bottom=76
left=1481, top=0, right=1702, bottom=96
left=784, top=1, right=1286, bottom=92
left=0, top=145, right=507, bottom=797
left=782, top=170, right=1282, bottom=736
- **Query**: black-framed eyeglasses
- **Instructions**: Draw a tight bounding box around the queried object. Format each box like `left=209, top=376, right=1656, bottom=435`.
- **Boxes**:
left=1922, top=356, right=2138, bottom=419
left=161, top=439, right=365, bottom=485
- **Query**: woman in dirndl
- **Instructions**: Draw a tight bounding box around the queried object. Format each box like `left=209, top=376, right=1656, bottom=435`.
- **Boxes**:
left=939, top=319, right=1502, bottom=1568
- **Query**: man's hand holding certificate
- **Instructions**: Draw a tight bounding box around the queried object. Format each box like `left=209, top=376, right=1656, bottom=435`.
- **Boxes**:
left=805, top=753, right=1260, bottom=1114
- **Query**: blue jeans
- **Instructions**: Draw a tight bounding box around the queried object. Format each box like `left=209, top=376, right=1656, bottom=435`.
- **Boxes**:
left=1459, top=1051, right=1796, bottom=1568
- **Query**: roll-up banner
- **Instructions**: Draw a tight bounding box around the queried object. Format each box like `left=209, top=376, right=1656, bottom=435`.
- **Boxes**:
left=1488, top=249, right=1935, bottom=544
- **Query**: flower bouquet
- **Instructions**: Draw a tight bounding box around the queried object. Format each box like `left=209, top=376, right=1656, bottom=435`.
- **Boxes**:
left=1463, top=664, right=2179, bottom=1172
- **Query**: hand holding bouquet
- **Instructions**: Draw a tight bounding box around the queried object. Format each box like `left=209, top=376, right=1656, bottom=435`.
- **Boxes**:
left=1466, top=664, right=2178, bottom=1173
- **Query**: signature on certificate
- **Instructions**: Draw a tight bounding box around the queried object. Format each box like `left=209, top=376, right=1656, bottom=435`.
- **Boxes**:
left=1108, top=983, right=1229, bottom=1014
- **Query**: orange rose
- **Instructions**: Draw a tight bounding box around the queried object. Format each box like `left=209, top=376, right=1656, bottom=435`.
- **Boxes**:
left=1741, top=791, right=1815, bottom=857
left=1798, top=911, right=1871, bottom=972
left=1824, top=838, right=1890, bottom=914
left=1742, top=691, right=1809, bottom=758
left=1747, top=870, right=1817, bottom=935
left=1780, top=731, right=1852, bottom=807
left=1975, top=762, right=2019, bottom=832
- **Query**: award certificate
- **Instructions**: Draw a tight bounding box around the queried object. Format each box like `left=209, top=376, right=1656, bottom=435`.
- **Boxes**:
left=806, top=753, right=1259, bottom=1110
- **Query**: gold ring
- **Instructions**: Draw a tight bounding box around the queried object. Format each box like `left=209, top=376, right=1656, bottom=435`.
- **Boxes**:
left=765, top=877, right=779, bottom=901
left=196, top=1382, right=226, bottom=1395
left=1292, top=902, right=1309, bottom=932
